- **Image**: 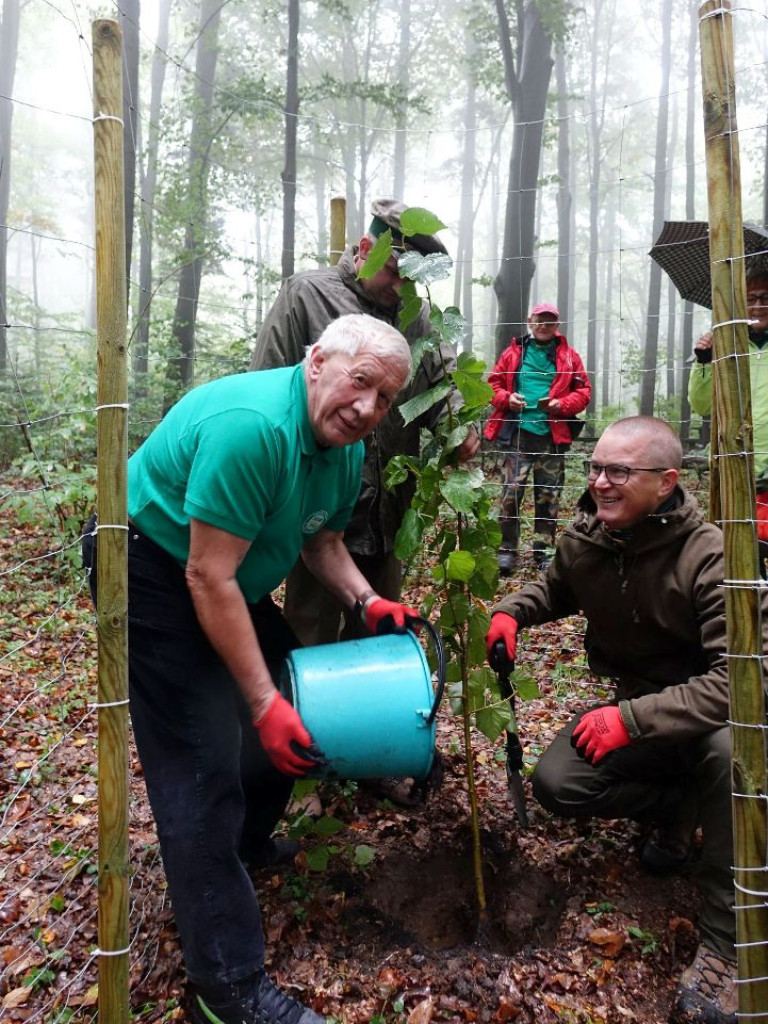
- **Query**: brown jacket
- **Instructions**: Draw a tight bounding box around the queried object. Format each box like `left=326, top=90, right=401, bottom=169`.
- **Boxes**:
left=493, top=488, right=742, bottom=742
left=249, top=247, right=458, bottom=556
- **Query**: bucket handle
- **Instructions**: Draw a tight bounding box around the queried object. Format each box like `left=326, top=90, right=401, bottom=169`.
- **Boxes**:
left=413, top=617, right=445, bottom=725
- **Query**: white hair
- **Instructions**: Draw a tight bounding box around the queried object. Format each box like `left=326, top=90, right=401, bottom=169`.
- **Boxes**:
left=304, top=313, right=412, bottom=384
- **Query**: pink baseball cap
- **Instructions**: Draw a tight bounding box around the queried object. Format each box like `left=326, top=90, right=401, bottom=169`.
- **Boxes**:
left=530, top=302, right=560, bottom=319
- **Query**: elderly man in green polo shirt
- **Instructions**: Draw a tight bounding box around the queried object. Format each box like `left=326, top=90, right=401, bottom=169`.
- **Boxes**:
left=82, top=314, right=417, bottom=1024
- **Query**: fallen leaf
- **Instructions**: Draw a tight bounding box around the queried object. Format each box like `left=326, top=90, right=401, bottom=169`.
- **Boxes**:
left=408, top=995, right=434, bottom=1024
left=2, top=987, right=31, bottom=1009
left=588, top=927, right=626, bottom=957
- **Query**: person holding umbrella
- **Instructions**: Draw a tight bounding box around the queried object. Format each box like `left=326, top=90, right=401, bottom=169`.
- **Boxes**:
left=689, top=269, right=768, bottom=549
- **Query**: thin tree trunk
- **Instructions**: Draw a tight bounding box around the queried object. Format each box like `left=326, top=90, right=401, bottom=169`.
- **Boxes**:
left=164, top=0, right=222, bottom=410
left=455, top=25, right=476, bottom=352
left=117, top=0, right=140, bottom=303
left=392, top=0, right=410, bottom=197
left=601, top=195, right=617, bottom=410
left=493, top=1, right=555, bottom=354
left=666, top=93, right=679, bottom=400
left=555, top=47, right=571, bottom=333
left=313, top=129, right=327, bottom=260
left=281, top=0, right=299, bottom=280
left=135, top=0, right=172, bottom=394
left=639, top=0, right=673, bottom=416
left=0, top=0, right=22, bottom=375
left=585, top=0, right=604, bottom=416
left=680, top=0, right=698, bottom=441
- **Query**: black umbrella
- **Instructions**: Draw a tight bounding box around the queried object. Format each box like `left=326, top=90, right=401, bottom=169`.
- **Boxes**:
left=648, top=220, right=768, bottom=309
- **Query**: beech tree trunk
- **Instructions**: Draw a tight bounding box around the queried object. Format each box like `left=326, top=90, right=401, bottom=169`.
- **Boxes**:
left=281, top=0, right=299, bottom=281
left=639, top=0, right=672, bottom=416
left=117, top=0, right=140, bottom=302
left=164, top=0, right=222, bottom=410
left=555, top=47, right=572, bottom=333
left=135, top=0, right=172, bottom=392
left=392, top=0, right=410, bottom=198
left=0, top=0, right=22, bottom=375
left=493, top=1, right=555, bottom=355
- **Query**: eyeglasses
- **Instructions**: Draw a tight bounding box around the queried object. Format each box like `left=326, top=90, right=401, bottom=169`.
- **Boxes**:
left=584, top=461, right=668, bottom=485
left=746, top=292, right=768, bottom=306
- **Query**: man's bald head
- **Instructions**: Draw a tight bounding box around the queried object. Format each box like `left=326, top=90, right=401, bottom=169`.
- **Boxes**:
left=599, top=416, right=683, bottom=470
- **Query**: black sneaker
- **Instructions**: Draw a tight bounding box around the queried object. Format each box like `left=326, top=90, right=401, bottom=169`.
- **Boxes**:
left=242, top=837, right=300, bottom=871
left=185, top=971, right=326, bottom=1024
left=497, top=548, right=517, bottom=576
left=640, top=823, right=695, bottom=876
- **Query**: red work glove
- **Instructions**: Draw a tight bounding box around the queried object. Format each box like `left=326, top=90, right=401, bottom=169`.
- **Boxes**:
left=253, top=692, right=327, bottom=776
left=571, top=706, right=631, bottom=765
left=363, top=597, right=419, bottom=635
left=486, top=614, right=518, bottom=669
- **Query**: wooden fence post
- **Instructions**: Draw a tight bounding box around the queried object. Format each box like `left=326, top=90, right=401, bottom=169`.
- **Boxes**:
left=92, top=18, right=130, bottom=1024
left=330, top=196, right=346, bottom=265
left=699, top=2, right=768, bottom=1015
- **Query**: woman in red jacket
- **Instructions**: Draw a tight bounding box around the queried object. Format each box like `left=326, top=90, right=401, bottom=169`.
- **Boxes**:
left=484, top=303, right=591, bottom=573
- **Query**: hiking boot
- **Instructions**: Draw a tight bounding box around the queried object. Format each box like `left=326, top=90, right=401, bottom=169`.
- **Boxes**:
left=185, top=970, right=326, bottom=1024
left=497, top=548, right=517, bottom=576
left=669, top=945, right=737, bottom=1024
left=241, top=837, right=300, bottom=872
left=532, top=540, right=555, bottom=572
left=640, top=822, right=695, bottom=876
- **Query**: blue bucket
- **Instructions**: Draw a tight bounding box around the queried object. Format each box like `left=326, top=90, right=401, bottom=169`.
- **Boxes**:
left=279, top=624, right=444, bottom=780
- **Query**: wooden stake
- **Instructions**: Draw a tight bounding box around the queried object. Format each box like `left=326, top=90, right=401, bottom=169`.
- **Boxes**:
left=699, top=2, right=768, bottom=1014
left=330, top=196, right=346, bottom=265
left=93, top=18, right=130, bottom=1024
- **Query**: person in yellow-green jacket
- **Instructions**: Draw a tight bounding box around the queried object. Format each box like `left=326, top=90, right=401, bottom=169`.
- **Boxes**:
left=688, top=270, right=768, bottom=544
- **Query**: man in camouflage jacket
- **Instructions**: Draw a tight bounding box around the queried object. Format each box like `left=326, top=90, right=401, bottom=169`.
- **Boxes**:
left=250, top=199, right=479, bottom=645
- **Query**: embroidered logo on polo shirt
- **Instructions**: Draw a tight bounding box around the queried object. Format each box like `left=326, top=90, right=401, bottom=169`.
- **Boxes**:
left=303, top=510, right=329, bottom=534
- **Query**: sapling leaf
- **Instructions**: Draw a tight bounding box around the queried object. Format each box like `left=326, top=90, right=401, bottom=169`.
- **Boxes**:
left=398, top=380, right=452, bottom=425
left=439, top=468, right=482, bottom=514
left=306, top=846, right=330, bottom=872
left=400, top=207, right=447, bottom=236
left=356, top=230, right=393, bottom=279
left=453, top=369, right=493, bottom=408
left=445, top=549, right=476, bottom=582
left=312, top=815, right=346, bottom=836
left=398, top=281, right=422, bottom=332
left=354, top=845, right=376, bottom=868
left=511, top=669, right=541, bottom=701
left=384, top=454, right=411, bottom=489
left=397, top=251, right=453, bottom=286
left=394, top=508, right=425, bottom=560
left=475, top=702, right=511, bottom=743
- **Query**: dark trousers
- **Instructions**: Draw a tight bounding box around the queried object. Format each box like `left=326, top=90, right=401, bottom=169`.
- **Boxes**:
left=499, top=429, right=565, bottom=551
left=82, top=519, right=297, bottom=986
left=283, top=549, right=403, bottom=646
left=532, top=708, right=735, bottom=959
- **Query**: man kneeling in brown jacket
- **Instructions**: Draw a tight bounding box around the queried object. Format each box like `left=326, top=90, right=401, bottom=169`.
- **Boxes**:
left=486, top=415, right=755, bottom=1024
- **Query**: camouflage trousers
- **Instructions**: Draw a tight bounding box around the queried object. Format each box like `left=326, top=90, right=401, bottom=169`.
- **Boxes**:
left=498, top=429, right=566, bottom=552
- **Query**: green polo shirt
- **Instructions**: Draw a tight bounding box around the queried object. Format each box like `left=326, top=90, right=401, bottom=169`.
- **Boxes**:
left=518, top=339, right=556, bottom=435
left=128, top=366, right=364, bottom=602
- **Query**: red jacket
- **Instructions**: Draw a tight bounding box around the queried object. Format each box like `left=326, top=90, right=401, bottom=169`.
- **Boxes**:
left=484, top=333, right=591, bottom=446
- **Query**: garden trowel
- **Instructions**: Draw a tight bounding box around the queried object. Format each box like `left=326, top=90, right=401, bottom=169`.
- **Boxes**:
left=492, top=641, right=529, bottom=829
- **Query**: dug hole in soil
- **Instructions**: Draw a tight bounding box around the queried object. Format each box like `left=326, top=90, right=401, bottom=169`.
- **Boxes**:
left=251, top=702, right=704, bottom=1024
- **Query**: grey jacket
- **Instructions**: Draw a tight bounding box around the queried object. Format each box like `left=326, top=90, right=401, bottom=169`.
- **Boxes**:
left=250, top=247, right=457, bottom=555
left=493, top=488, right=745, bottom=742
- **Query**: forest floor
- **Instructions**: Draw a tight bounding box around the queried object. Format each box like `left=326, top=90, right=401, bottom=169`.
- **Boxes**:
left=0, top=461, right=712, bottom=1024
